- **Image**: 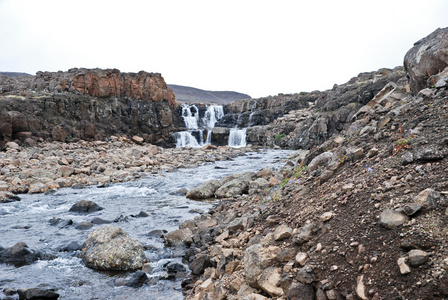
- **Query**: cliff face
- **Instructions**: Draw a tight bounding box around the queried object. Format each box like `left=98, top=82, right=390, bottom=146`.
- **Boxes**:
left=0, top=68, right=178, bottom=146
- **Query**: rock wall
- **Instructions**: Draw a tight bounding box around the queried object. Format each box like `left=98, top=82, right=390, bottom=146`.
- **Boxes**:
left=0, top=69, right=178, bottom=147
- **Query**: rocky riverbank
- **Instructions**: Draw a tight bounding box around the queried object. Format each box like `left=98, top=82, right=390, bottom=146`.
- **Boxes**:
left=170, top=28, right=448, bottom=300
left=0, top=137, right=255, bottom=201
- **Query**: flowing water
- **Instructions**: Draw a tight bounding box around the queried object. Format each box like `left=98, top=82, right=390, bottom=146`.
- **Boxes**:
left=0, top=149, right=293, bottom=299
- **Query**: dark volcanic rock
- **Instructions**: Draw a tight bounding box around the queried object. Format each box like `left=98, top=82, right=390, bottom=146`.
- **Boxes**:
left=126, top=270, right=148, bottom=288
left=0, top=242, right=48, bottom=267
left=0, top=68, right=177, bottom=145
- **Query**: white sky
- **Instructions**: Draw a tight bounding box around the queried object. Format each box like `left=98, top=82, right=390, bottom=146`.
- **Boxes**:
left=0, top=0, right=447, bottom=98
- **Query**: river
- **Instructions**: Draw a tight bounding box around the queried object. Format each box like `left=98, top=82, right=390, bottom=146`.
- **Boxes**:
left=0, top=149, right=293, bottom=299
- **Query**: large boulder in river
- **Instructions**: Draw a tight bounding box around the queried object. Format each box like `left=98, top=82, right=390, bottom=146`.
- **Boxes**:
left=404, top=27, right=448, bottom=94
left=69, top=200, right=103, bottom=213
left=17, top=288, right=59, bottom=300
left=81, top=225, right=146, bottom=271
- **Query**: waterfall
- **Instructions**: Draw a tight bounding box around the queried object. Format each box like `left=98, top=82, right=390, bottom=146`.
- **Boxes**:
left=228, top=128, right=247, bottom=148
left=175, top=104, right=224, bottom=148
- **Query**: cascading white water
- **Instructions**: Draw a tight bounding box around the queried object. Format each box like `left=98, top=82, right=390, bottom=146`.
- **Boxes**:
left=176, top=104, right=224, bottom=148
left=203, top=105, right=225, bottom=144
left=228, top=128, right=247, bottom=148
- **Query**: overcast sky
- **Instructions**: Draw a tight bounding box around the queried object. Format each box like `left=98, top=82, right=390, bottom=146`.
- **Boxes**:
left=1, top=0, right=447, bottom=98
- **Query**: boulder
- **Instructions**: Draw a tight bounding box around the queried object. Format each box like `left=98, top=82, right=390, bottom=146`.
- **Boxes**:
left=0, top=192, right=21, bottom=203
left=404, top=27, right=448, bottom=94
left=81, top=225, right=147, bottom=271
left=17, top=288, right=59, bottom=300
left=413, top=188, right=441, bottom=209
left=164, top=228, right=193, bottom=246
left=186, top=179, right=221, bottom=200
left=273, top=224, right=292, bottom=241
left=215, top=172, right=256, bottom=198
left=126, top=270, right=148, bottom=288
left=69, top=200, right=103, bottom=213
left=286, top=281, right=315, bottom=300
left=0, top=242, right=42, bottom=267
left=307, top=151, right=332, bottom=172
left=244, top=244, right=276, bottom=287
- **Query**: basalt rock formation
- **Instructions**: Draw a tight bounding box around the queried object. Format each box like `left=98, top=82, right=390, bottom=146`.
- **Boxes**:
left=0, top=68, right=177, bottom=147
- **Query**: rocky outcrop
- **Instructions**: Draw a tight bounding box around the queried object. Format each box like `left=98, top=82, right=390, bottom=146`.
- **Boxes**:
left=404, top=27, right=448, bottom=94
left=81, top=225, right=147, bottom=271
left=0, top=68, right=178, bottom=147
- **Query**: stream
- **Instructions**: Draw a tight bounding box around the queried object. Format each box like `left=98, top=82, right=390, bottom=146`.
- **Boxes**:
left=0, top=149, right=293, bottom=299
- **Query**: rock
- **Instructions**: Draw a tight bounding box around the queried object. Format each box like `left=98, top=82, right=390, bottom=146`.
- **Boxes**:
left=17, top=288, right=59, bottom=299
left=132, top=136, right=144, bottom=144
left=190, top=254, right=213, bottom=275
left=295, top=252, right=308, bottom=266
left=5, top=141, right=20, bottom=150
left=164, top=228, right=193, bottom=247
left=342, top=183, right=354, bottom=192
left=356, top=275, right=368, bottom=300
left=69, top=200, right=103, bottom=213
left=404, top=27, right=448, bottom=94
left=276, top=248, right=296, bottom=262
left=273, top=224, right=292, bottom=241
left=286, top=282, right=315, bottom=300
left=397, top=257, right=411, bottom=274
left=408, top=249, right=429, bottom=267
left=81, top=225, right=146, bottom=271
left=244, top=244, right=275, bottom=287
left=293, top=223, right=314, bottom=245
left=307, top=151, right=333, bottom=172
left=186, top=179, right=221, bottom=200
left=58, top=166, right=74, bottom=177
left=415, top=146, right=448, bottom=161
left=413, top=188, right=441, bottom=209
left=320, top=211, right=333, bottom=222
left=401, top=203, right=422, bottom=216
left=126, top=270, right=148, bottom=288
left=75, top=221, right=93, bottom=230
left=248, top=178, right=269, bottom=194
left=257, top=267, right=283, bottom=296
left=0, top=191, right=21, bottom=203
left=296, top=266, right=315, bottom=284
left=215, top=172, right=256, bottom=198
left=28, top=183, right=48, bottom=194
left=0, top=242, right=41, bottom=267
left=379, top=209, right=409, bottom=229
left=59, top=241, right=82, bottom=252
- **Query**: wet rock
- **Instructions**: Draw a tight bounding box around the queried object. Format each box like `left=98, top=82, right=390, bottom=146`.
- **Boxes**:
left=126, top=270, right=148, bottom=288
left=164, top=228, right=193, bottom=246
left=59, top=241, right=82, bottom=252
left=82, top=225, right=147, bottom=271
left=286, top=281, right=314, bottom=300
left=166, top=262, right=187, bottom=279
left=69, top=200, right=103, bottom=213
left=49, top=217, right=73, bottom=227
left=379, top=209, right=409, bottom=229
left=0, top=242, right=41, bottom=267
left=75, top=221, right=93, bottom=230
left=17, top=288, right=59, bottom=299
left=408, top=249, right=429, bottom=267
left=0, top=191, right=20, bottom=203
left=413, top=188, right=441, bottom=209
left=148, top=229, right=167, bottom=238
left=90, top=217, right=112, bottom=225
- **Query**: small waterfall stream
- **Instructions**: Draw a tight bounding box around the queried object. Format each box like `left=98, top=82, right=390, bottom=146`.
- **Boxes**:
left=228, top=128, right=247, bottom=148
left=175, top=105, right=225, bottom=148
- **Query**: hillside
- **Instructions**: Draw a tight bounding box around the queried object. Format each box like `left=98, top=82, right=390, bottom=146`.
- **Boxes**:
left=168, top=84, right=250, bottom=104
left=176, top=27, right=448, bottom=300
left=0, top=72, right=31, bottom=77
